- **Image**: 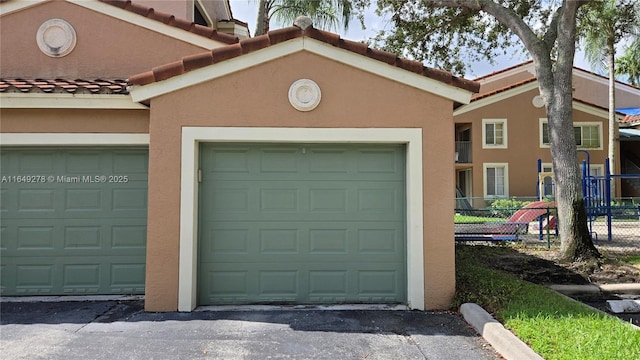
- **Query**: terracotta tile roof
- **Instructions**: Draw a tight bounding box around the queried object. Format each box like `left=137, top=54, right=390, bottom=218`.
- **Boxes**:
left=473, top=60, right=534, bottom=81
left=0, top=79, right=129, bottom=94
left=470, top=77, right=537, bottom=101
left=99, top=0, right=239, bottom=45
left=128, top=25, right=480, bottom=94
left=621, top=114, right=640, bottom=124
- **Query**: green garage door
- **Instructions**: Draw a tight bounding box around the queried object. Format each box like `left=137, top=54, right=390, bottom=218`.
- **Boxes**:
left=0, top=147, right=148, bottom=296
left=199, top=143, right=406, bottom=305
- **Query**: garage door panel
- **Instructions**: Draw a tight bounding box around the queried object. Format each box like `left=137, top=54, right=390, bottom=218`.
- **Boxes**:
left=201, top=221, right=403, bottom=259
left=199, top=143, right=405, bottom=305
left=1, top=147, right=148, bottom=296
left=204, top=182, right=403, bottom=221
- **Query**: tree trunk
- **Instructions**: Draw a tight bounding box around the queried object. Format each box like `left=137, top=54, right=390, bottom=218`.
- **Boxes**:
left=255, top=0, right=271, bottom=36
left=533, top=1, right=601, bottom=262
left=608, top=50, right=616, bottom=197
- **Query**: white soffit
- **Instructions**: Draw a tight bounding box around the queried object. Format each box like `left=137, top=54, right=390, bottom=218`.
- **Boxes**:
left=0, top=133, right=150, bottom=146
left=130, top=37, right=475, bottom=105
left=0, top=93, right=148, bottom=109
left=476, top=61, right=536, bottom=84
left=454, top=81, right=539, bottom=116
left=67, top=0, right=228, bottom=49
left=573, top=101, right=625, bottom=120
left=0, top=0, right=47, bottom=16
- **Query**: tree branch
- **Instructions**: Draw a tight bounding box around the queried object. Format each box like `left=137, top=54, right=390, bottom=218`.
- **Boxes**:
left=424, top=0, right=544, bottom=61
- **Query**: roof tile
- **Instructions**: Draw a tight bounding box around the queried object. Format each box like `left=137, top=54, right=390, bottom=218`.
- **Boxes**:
left=622, top=114, right=640, bottom=124
left=126, top=2, right=152, bottom=17
left=129, top=71, right=156, bottom=86
left=366, top=47, right=397, bottom=65
left=306, top=28, right=340, bottom=46
left=169, top=17, right=194, bottom=31
left=99, top=0, right=239, bottom=45
left=239, top=36, right=271, bottom=54
left=212, top=43, right=243, bottom=63
left=268, top=27, right=302, bottom=45
left=148, top=10, right=174, bottom=24
left=0, top=79, right=129, bottom=94
left=152, top=61, right=185, bottom=82
left=126, top=23, right=480, bottom=94
left=183, top=52, right=214, bottom=72
left=339, top=39, right=368, bottom=56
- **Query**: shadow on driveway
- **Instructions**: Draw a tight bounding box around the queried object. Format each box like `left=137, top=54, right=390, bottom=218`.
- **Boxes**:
left=1, top=300, right=502, bottom=360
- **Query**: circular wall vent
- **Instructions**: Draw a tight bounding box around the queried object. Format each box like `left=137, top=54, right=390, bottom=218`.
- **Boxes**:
left=288, top=79, right=321, bottom=112
left=36, top=19, right=77, bottom=58
left=532, top=95, right=545, bottom=108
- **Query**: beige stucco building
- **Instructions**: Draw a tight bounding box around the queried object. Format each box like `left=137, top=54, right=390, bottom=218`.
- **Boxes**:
left=454, top=61, right=640, bottom=207
left=1, top=0, right=479, bottom=311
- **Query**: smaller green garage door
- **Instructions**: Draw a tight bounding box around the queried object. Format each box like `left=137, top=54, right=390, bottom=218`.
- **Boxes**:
left=199, top=143, right=406, bottom=305
left=0, top=147, right=148, bottom=296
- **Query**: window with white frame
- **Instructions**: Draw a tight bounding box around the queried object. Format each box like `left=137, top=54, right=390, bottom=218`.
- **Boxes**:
left=582, top=164, right=604, bottom=177
left=483, top=163, right=509, bottom=197
left=482, top=119, right=508, bottom=149
left=540, top=119, right=602, bottom=149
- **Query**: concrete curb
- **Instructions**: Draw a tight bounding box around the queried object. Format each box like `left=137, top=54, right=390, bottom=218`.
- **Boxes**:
left=0, top=295, right=144, bottom=303
left=549, top=283, right=640, bottom=296
left=460, top=303, right=543, bottom=360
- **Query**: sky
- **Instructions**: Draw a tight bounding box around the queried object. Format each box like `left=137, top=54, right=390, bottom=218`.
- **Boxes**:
left=228, top=1, right=596, bottom=79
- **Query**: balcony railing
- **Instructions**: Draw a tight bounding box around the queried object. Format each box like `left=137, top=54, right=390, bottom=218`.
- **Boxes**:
left=455, top=141, right=472, bottom=163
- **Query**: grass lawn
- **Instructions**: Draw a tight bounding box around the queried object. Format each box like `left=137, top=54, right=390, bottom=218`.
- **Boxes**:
left=454, top=245, right=640, bottom=360
left=454, top=214, right=506, bottom=223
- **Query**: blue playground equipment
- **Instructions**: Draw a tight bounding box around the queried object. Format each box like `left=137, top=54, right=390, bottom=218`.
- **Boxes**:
left=538, top=152, right=640, bottom=242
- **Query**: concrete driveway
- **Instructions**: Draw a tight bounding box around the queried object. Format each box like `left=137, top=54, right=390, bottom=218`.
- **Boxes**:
left=1, top=300, right=501, bottom=360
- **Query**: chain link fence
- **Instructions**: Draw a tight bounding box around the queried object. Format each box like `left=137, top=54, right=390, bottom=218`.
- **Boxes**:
left=455, top=197, right=640, bottom=249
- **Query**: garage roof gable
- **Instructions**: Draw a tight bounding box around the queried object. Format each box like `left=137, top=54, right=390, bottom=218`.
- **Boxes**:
left=129, top=23, right=480, bottom=105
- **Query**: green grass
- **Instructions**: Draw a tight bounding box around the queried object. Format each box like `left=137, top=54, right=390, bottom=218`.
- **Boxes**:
left=622, top=255, right=640, bottom=265
left=454, top=214, right=506, bottom=223
left=454, top=245, right=640, bottom=360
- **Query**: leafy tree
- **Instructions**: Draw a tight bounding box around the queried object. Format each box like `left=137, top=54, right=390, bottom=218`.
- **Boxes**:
left=579, top=0, right=640, bottom=196
left=359, top=0, right=601, bottom=261
left=616, top=38, right=640, bottom=86
left=254, top=0, right=353, bottom=36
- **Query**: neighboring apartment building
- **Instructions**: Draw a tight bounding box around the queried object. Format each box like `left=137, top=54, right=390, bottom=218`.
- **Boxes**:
left=0, top=0, right=480, bottom=312
left=454, top=61, right=640, bottom=208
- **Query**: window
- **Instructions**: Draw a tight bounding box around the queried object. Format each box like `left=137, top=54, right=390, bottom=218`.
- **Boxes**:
left=574, top=125, right=601, bottom=148
left=582, top=164, right=604, bottom=177
left=482, top=119, right=508, bottom=149
left=483, top=163, right=509, bottom=197
left=540, top=119, right=602, bottom=149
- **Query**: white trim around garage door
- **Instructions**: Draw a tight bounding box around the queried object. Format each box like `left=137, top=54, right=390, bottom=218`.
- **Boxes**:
left=0, top=133, right=150, bottom=146
left=179, top=127, right=425, bottom=312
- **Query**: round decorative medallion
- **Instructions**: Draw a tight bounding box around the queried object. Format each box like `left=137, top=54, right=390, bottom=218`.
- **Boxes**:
left=288, top=79, right=321, bottom=112
left=36, top=19, right=77, bottom=58
left=532, top=95, right=545, bottom=108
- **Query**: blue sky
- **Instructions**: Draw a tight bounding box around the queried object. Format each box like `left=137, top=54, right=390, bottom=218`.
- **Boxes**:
left=229, top=1, right=596, bottom=79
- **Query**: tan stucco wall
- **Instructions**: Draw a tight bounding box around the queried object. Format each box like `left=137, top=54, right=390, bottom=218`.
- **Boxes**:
left=0, top=1, right=210, bottom=79
left=476, top=70, right=536, bottom=96
left=144, top=51, right=457, bottom=311
left=572, top=75, right=640, bottom=109
left=0, top=108, right=149, bottom=133
left=455, top=87, right=618, bottom=203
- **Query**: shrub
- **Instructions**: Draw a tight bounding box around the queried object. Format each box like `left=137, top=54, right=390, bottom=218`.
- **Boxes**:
left=489, top=198, right=533, bottom=218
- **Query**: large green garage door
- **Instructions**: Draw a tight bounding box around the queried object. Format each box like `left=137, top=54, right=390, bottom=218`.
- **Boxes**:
left=0, top=147, right=148, bottom=296
left=199, top=143, right=406, bottom=305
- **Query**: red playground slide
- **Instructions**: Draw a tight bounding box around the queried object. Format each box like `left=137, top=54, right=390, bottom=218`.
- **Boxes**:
left=508, top=201, right=556, bottom=223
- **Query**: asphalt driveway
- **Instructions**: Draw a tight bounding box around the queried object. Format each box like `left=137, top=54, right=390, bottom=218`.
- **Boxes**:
left=1, top=300, right=501, bottom=360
